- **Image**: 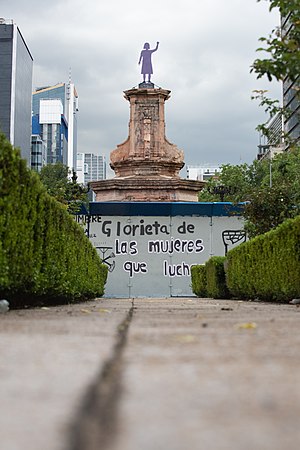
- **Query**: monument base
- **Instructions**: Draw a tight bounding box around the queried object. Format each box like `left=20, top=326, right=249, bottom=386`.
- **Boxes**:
left=138, top=81, right=155, bottom=89
left=90, top=177, right=204, bottom=202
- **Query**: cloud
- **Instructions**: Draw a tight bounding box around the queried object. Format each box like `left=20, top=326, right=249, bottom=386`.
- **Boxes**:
left=2, top=0, right=281, bottom=169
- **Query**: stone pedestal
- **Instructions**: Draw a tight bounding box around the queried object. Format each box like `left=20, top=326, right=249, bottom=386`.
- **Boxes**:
left=90, top=85, right=204, bottom=202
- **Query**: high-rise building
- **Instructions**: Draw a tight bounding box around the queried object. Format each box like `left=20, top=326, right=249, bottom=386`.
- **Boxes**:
left=0, top=19, right=33, bottom=163
left=31, top=134, right=46, bottom=172
left=32, top=82, right=78, bottom=170
left=32, top=97, right=68, bottom=167
left=257, top=13, right=299, bottom=161
left=77, top=152, right=106, bottom=185
left=282, top=13, right=300, bottom=144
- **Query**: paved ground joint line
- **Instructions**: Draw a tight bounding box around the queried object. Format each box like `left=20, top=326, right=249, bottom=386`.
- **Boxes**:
left=67, top=300, right=135, bottom=450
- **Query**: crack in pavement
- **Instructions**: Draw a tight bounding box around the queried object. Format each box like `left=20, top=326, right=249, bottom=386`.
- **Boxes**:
left=67, top=300, right=135, bottom=450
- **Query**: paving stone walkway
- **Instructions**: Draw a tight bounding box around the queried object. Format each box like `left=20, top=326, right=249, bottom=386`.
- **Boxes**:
left=1, top=297, right=300, bottom=450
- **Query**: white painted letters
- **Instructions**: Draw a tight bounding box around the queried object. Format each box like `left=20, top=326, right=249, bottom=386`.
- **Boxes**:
left=124, top=261, right=148, bottom=277
left=115, top=239, right=138, bottom=255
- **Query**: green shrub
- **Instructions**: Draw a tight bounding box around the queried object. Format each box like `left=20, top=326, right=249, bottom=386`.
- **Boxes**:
left=191, top=265, right=207, bottom=297
left=191, top=257, right=230, bottom=299
left=205, top=256, right=230, bottom=299
left=226, top=215, right=300, bottom=301
left=0, top=133, right=108, bottom=307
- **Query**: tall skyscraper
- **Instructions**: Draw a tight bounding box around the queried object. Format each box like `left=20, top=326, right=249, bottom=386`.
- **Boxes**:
left=76, top=152, right=106, bottom=185
left=0, top=19, right=33, bottom=162
left=257, top=13, right=299, bottom=160
left=282, top=13, right=300, bottom=144
left=32, top=82, right=79, bottom=170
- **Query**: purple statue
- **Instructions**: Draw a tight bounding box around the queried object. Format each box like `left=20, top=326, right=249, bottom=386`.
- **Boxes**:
left=138, top=42, right=159, bottom=83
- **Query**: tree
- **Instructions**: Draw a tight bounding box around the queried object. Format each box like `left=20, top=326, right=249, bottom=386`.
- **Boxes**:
left=251, top=0, right=300, bottom=141
left=198, top=148, right=300, bottom=237
left=198, top=159, right=271, bottom=203
left=251, top=0, right=300, bottom=83
left=217, top=0, right=300, bottom=236
left=39, top=162, right=88, bottom=213
left=243, top=183, right=297, bottom=237
left=198, top=164, right=250, bottom=203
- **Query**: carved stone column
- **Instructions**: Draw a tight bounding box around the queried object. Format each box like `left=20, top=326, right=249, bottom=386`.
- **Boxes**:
left=90, top=85, right=204, bottom=202
left=110, top=87, right=184, bottom=178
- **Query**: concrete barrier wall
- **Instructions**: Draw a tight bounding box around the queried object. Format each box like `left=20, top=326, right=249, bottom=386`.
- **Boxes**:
left=77, top=202, right=246, bottom=298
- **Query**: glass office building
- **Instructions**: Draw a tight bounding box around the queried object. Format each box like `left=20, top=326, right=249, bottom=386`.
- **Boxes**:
left=32, top=98, right=68, bottom=167
left=282, top=13, right=300, bottom=145
left=0, top=20, right=33, bottom=163
left=31, top=134, right=46, bottom=172
left=32, top=82, right=78, bottom=170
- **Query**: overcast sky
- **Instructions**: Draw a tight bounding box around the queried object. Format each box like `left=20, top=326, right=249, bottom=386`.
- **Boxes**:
left=2, top=0, right=281, bottom=174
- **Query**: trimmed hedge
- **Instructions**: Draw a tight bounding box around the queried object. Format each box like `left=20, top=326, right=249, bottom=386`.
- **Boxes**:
left=0, top=133, right=108, bottom=307
left=191, top=265, right=207, bottom=297
left=226, top=215, right=300, bottom=301
left=191, top=257, right=230, bottom=299
left=205, top=256, right=230, bottom=299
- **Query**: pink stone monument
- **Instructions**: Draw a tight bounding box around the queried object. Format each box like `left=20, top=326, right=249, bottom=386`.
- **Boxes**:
left=111, top=87, right=184, bottom=178
left=90, top=44, right=204, bottom=201
left=90, top=85, right=204, bottom=202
